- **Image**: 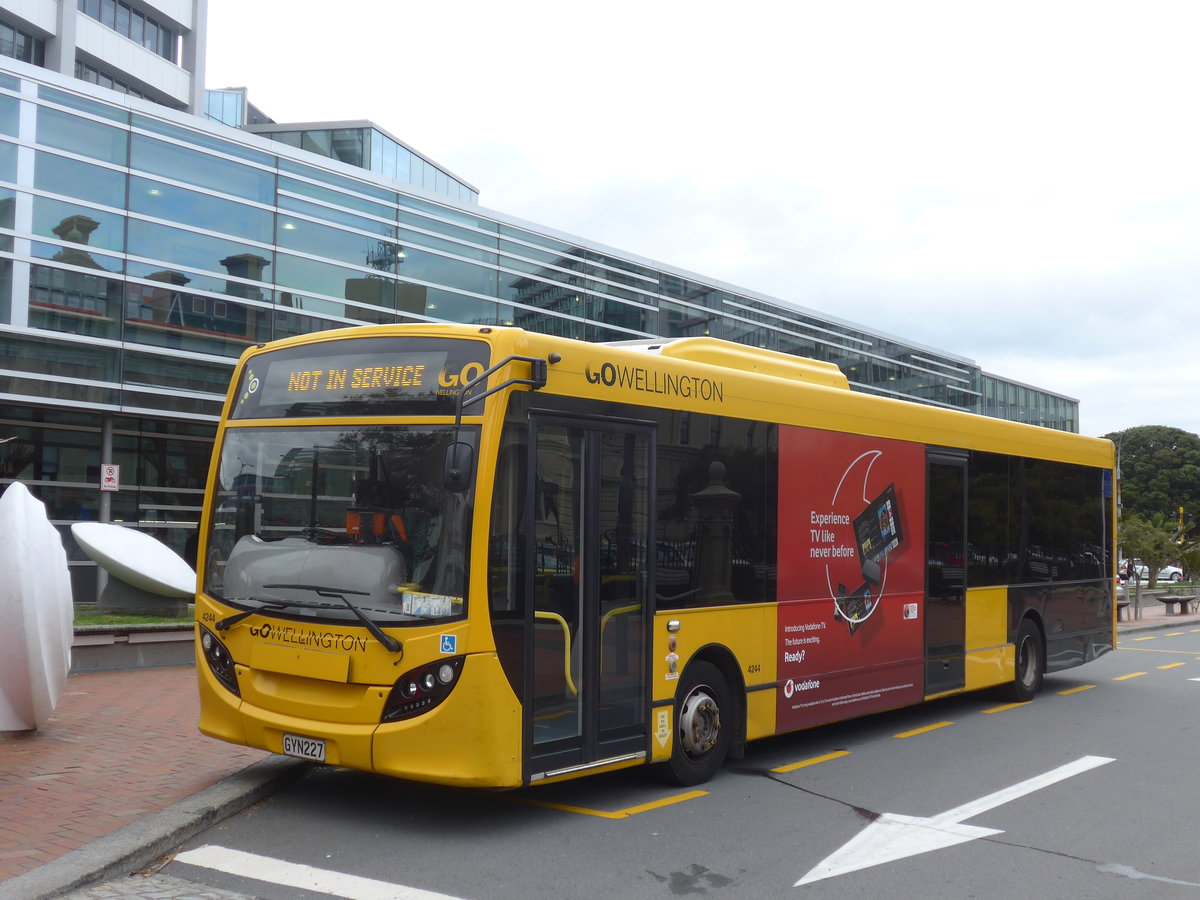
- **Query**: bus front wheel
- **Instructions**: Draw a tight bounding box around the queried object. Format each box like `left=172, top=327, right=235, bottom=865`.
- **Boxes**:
left=666, top=661, right=733, bottom=785
left=1009, top=618, right=1045, bottom=702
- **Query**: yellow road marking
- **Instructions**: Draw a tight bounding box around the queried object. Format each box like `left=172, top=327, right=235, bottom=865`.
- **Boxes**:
left=514, top=789, right=708, bottom=819
left=894, top=721, right=953, bottom=739
left=1122, top=646, right=1196, bottom=654
left=1132, top=636, right=1158, bottom=642
left=1114, top=672, right=1147, bottom=680
left=1059, top=685, right=1096, bottom=695
left=1166, top=632, right=1186, bottom=636
left=982, top=701, right=1030, bottom=714
left=773, top=750, right=851, bottom=773
left=1158, top=663, right=1186, bottom=670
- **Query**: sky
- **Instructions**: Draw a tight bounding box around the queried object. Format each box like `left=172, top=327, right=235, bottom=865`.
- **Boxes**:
left=204, top=0, right=1200, bottom=439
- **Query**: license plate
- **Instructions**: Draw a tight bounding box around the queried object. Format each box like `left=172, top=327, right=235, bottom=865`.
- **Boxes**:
left=282, top=733, right=326, bottom=762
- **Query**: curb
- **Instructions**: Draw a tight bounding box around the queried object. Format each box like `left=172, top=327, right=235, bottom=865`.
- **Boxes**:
left=0, top=755, right=310, bottom=900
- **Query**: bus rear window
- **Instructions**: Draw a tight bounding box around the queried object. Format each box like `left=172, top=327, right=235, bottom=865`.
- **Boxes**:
left=230, top=336, right=489, bottom=418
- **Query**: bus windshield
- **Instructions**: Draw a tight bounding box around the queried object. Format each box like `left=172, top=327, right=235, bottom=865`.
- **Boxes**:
left=204, top=424, right=476, bottom=625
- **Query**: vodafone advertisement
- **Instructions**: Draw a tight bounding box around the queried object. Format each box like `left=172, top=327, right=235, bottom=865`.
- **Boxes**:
left=777, top=426, right=927, bottom=731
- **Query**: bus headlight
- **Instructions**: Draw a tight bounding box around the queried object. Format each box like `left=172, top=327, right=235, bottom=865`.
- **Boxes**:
left=199, top=625, right=240, bottom=696
left=382, top=656, right=464, bottom=722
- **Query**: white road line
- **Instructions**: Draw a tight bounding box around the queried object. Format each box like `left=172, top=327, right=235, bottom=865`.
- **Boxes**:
left=796, top=755, right=1115, bottom=886
left=174, top=845, right=468, bottom=900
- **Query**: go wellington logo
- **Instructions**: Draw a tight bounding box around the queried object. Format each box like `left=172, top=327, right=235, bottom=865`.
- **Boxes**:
left=584, top=361, right=724, bottom=402
left=249, top=622, right=369, bottom=653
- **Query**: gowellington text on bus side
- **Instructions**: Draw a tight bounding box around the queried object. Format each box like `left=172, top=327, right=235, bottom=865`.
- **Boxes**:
left=195, top=323, right=1116, bottom=787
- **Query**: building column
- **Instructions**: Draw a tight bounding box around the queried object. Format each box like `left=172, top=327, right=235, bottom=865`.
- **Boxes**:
left=47, top=0, right=77, bottom=77
left=182, top=0, right=209, bottom=115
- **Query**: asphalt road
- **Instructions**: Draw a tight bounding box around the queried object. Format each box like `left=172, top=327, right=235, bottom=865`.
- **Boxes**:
left=79, top=629, right=1200, bottom=898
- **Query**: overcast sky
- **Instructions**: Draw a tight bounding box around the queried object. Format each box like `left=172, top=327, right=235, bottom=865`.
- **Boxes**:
left=205, top=0, right=1200, bottom=439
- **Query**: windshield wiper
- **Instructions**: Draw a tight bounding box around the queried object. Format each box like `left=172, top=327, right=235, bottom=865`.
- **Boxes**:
left=265, top=583, right=403, bottom=655
left=214, top=595, right=339, bottom=632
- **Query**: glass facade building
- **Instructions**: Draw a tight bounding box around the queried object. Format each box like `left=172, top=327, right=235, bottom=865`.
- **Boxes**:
left=0, top=42, right=1079, bottom=600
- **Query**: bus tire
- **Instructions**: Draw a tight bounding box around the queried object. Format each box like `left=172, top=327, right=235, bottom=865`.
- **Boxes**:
left=665, top=661, right=733, bottom=785
left=1009, top=618, right=1045, bottom=701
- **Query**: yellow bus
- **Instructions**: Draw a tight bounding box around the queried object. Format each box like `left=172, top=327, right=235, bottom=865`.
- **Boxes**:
left=195, top=324, right=1115, bottom=787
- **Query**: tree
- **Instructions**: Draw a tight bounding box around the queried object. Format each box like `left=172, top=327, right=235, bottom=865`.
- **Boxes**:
left=1119, top=512, right=1180, bottom=588
left=1105, top=426, right=1200, bottom=522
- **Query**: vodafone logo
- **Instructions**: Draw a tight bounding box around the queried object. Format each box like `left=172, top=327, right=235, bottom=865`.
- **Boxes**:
left=783, top=678, right=821, bottom=699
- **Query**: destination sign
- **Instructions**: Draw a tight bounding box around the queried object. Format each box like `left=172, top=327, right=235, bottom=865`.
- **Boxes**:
left=231, top=336, right=490, bottom=419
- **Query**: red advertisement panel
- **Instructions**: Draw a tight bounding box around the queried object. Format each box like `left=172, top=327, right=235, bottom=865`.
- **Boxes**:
left=776, top=427, right=927, bottom=731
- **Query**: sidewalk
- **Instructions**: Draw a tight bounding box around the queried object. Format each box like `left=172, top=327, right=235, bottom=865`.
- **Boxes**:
left=0, top=665, right=307, bottom=900
left=2, top=603, right=1197, bottom=899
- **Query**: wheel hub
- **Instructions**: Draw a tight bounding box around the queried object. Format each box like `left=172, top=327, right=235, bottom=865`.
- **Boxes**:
left=680, top=688, right=721, bottom=756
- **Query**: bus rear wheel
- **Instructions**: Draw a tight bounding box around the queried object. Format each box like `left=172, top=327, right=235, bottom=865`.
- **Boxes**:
left=1009, top=618, right=1045, bottom=701
left=666, top=661, right=733, bottom=785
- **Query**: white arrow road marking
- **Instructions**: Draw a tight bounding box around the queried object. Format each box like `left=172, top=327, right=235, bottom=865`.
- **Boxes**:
left=795, top=755, right=1115, bottom=887
left=175, top=845, right=467, bottom=900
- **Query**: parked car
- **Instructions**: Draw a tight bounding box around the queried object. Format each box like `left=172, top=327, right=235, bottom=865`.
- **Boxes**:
left=1120, top=560, right=1185, bottom=582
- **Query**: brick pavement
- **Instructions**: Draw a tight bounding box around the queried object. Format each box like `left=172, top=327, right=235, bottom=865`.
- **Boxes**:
left=0, top=666, right=267, bottom=882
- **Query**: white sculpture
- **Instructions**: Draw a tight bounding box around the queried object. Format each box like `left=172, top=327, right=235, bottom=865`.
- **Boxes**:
left=0, top=482, right=73, bottom=731
left=71, top=521, right=196, bottom=598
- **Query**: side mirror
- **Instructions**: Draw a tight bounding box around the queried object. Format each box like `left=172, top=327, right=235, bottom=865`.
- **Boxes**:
left=443, top=442, right=475, bottom=492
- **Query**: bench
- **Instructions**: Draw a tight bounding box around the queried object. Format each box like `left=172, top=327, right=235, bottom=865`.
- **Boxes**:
left=1158, top=594, right=1198, bottom=615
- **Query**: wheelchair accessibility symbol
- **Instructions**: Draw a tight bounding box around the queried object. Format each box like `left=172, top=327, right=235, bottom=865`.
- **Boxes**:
left=440, top=634, right=457, bottom=654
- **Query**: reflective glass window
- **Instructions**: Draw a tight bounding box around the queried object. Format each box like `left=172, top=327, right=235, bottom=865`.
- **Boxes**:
left=410, top=286, right=498, bottom=325
left=399, top=227, right=497, bottom=264
left=275, top=252, right=393, bottom=305
left=136, top=432, right=212, bottom=491
left=130, top=176, right=273, bottom=243
left=128, top=219, right=273, bottom=280
left=122, top=349, right=234, bottom=395
left=32, top=196, right=125, bottom=253
left=297, top=128, right=354, bottom=165
left=38, top=85, right=127, bottom=123
left=131, top=134, right=274, bottom=203
left=37, top=106, right=128, bottom=165
left=31, top=241, right=123, bottom=274
left=0, top=186, right=13, bottom=230
left=278, top=193, right=395, bottom=237
left=278, top=173, right=395, bottom=220
left=272, top=307, right=350, bottom=341
left=35, top=153, right=127, bottom=208
left=279, top=158, right=396, bottom=204
left=0, top=336, right=118, bottom=384
left=133, top=115, right=273, bottom=166
left=370, top=129, right=382, bottom=173
left=124, top=283, right=270, bottom=357
left=125, top=261, right=270, bottom=302
left=0, top=95, right=16, bottom=137
left=276, top=215, right=396, bottom=271
left=402, top=198, right=499, bottom=235
left=396, top=246, right=497, bottom=299
left=27, top=263, right=122, bottom=340
left=0, top=258, right=11, bottom=321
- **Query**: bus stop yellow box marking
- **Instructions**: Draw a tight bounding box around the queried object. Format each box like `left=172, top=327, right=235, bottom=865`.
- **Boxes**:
left=251, top=642, right=350, bottom=683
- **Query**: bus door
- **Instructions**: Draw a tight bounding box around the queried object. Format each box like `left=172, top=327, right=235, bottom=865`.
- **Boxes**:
left=926, top=450, right=967, bottom=694
left=526, top=416, right=652, bottom=780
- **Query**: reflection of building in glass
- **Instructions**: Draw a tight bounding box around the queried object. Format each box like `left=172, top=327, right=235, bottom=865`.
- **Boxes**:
left=0, top=0, right=1082, bottom=602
